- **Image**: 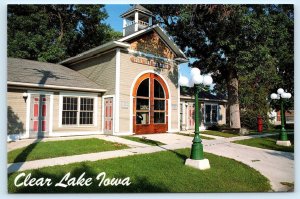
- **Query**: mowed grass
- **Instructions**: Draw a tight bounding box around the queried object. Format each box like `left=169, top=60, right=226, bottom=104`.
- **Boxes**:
left=8, top=148, right=271, bottom=193
left=8, top=138, right=128, bottom=163
left=121, top=136, right=166, bottom=146
left=176, top=133, right=215, bottom=140
left=233, top=134, right=294, bottom=153
left=201, top=130, right=239, bottom=138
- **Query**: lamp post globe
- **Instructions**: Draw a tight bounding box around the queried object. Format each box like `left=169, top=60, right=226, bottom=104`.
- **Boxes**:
left=270, top=93, right=278, bottom=100
left=192, top=74, right=203, bottom=85
left=203, top=75, right=213, bottom=86
left=277, top=88, right=284, bottom=95
left=191, top=68, right=201, bottom=77
left=179, top=76, right=189, bottom=87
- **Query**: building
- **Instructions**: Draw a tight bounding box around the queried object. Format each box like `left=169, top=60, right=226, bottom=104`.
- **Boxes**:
left=180, top=88, right=227, bottom=131
left=7, top=5, right=227, bottom=140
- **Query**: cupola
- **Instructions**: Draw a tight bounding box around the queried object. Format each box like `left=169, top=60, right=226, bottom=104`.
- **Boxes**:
left=120, top=4, right=154, bottom=36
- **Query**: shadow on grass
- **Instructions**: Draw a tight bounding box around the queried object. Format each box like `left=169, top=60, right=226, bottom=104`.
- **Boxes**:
left=9, top=163, right=170, bottom=193
left=8, top=139, right=42, bottom=177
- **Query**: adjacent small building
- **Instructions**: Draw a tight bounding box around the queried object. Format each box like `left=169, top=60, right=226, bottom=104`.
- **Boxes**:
left=7, top=5, right=227, bottom=140
left=180, top=89, right=227, bottom=131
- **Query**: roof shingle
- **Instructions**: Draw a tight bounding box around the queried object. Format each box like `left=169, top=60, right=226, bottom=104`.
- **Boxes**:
left=7, top=58, right=103, bottom=91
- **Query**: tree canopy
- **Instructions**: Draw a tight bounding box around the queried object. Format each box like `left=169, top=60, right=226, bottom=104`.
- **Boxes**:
left=145, top=4, right=294, bottom=129
left=8, top=5, right=122, bottom=63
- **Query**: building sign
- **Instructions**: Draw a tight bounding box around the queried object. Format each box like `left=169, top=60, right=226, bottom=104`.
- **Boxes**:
left=130, top=56, right=171, bottom=70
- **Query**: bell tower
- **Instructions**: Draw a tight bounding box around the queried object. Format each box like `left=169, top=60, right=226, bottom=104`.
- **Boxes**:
left=120, top=5, right=154, bottom=36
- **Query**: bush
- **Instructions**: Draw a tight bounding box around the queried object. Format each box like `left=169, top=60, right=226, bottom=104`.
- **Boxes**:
left=240, top=110, right=270, bottom=130
left=207, top=124, right=221, bottom=131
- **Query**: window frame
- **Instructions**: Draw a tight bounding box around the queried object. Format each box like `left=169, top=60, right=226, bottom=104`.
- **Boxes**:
left=204, top=103, right=219, bottom=124
left=59, top=93, right=97, bottom=127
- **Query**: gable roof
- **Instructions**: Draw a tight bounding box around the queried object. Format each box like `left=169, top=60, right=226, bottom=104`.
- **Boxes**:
left=118, top=24, right=187, bottom=60
left=120, top=4, right=154, bottom=17
left=7, top=58, right=105, bottom=92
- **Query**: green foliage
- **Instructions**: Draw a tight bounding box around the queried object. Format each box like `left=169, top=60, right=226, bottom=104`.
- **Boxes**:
left=8, top=5, right=122, bottom=63
left=8, top=149, right=271, bottom=193
left=145, top=4, right=294, bottom=125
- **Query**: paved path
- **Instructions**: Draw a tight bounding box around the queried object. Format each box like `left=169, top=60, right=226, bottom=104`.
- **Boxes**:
left=7, top=133, right=294, bottom=192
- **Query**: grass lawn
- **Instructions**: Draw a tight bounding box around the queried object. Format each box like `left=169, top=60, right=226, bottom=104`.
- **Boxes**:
left=232, top=134, right=294, bottom=153
left=8, top=148, right=271, bottom=193
left=201, top=130, right=239, bottom=138
left=176, top=133, right=215, bottom=140
left=248, top=129, right=294, bottom=135
left=8, top=138, right=128, bottom=163
left=121, top=136, right=166, bottom=146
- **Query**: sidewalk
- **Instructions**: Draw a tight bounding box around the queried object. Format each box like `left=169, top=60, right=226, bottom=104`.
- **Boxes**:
left=7, top=133, right=294, bottom=192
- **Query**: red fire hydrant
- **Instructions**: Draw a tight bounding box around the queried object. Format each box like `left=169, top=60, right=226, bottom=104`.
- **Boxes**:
left=257, top=115, right=263, bottom=132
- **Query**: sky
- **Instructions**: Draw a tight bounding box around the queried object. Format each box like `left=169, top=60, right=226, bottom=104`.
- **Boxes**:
left=103, top=4, right=192, bottom=78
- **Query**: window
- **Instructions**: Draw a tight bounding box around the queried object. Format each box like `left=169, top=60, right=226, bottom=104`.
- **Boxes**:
left=136, top=79, right=150, bottom=124
left=62, top=96, right=95, bottom=126
left=204, top=104, right=218, bottom=123
left=153, top=79, right=166, bottom=124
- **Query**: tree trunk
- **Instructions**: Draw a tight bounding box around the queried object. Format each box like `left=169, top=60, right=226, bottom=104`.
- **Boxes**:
left=227, top=69, right=241, bottom=128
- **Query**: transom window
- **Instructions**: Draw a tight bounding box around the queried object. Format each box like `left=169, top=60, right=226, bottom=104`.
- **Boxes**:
left=62, top=96, right=95, bottom=126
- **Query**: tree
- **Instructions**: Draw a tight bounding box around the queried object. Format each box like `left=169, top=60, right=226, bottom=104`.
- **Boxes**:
left=8, top=5, right=122, bottom=63
left=145, top=4, right=294, bottom=129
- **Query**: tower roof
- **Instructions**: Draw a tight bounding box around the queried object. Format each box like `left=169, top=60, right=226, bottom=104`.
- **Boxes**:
left=120, top=4, right=154, bottom=17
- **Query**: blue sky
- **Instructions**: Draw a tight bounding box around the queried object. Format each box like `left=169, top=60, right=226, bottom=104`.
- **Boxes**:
left=104, top=4, right=191, bottom=78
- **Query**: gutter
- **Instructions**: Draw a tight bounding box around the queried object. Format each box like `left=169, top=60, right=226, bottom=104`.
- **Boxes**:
left=7, top=81, right=107, bottom=93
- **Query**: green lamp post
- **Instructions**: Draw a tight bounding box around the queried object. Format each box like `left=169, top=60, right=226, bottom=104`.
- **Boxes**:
left=270, top=88, right=292, bottom=146
left=179, top=68, right=213, bottom=170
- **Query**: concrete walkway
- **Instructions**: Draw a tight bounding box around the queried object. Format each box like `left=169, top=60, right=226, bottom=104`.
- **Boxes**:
left=7, top=133, right=294, bottom=192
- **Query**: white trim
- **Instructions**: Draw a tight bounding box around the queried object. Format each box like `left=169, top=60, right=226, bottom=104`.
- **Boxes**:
left=115, top=48, right=121, bottom=134
left=58, top=92, right=98, bottom=128
left=7, top=81, right=106, bottom=93
left=134, top=11, right=139, bottom=32
left=102, top=95, right=115, bottom=134
left=26, top=90, right=54, bottom=138
left=129, top=70, right=172, bottom=134
left=25, top=92, right=31, bottom=139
